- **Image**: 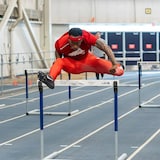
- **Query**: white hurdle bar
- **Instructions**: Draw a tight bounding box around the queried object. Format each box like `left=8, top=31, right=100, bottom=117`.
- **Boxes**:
left=55, top=79, right=119, bottom=86
left=38, top=80, right=127, bottom=160
left=116, top=57, right=141, bottom=61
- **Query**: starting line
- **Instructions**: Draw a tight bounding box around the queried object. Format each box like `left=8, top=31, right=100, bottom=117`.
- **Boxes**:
left=37, top=80, right=127, bottom=160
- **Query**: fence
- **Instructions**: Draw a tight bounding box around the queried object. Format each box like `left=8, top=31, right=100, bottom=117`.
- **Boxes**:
left=0, top=51, right=54, bottom=93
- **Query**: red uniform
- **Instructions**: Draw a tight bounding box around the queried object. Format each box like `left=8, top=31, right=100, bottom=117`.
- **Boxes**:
left=49, top=30, right=124, bottom=79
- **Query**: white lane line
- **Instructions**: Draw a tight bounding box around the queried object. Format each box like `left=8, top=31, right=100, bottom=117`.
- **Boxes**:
left=0, top=114, right=26, bottom=124
left=0, top=87, right=112, bottom=124
left=0, top=104, right=5, bottom=107
left=141, top=94, right=160, bottom=106
left=0, top=86, right=81, bottom=109
left=44, top=86, right=111, bottom=110
left=60, top=145, right=81, bottom=148
left=0, top=86, right=107, bottom=110
left=0, top=88, right=138, bottom=147
left=0, top=128, right=39, bottom=147
left=127, top=128, right=160, bottom=160
left=0, top=78, right=157, bottom=147
left=3, top=143, right=12, bottom=146
left=131, top=146, right=139, bottom=149
left=44, top=107, right=139, bottom=158
left=0, top=77, right=155, bottom=110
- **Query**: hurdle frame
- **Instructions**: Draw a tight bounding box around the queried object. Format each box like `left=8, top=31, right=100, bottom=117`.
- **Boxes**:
left=24, top=69, right=79, bottom=116
left=138, top=61, right=160, bottom=108
left=38, top=80, right=127, bottom=160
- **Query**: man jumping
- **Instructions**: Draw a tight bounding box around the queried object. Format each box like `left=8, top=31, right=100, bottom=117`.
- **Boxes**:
left=38, top=28, right=124, bottom=89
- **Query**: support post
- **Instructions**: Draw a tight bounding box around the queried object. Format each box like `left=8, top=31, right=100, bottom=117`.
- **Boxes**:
left=25, top=70, right=29, bottom=115
left=114, top=81, right=118, bottom=160
left=38, top=81, right=44, bottom=160
left=68, top=73, right=71, bottom=116
left=138, top=62, right=142, bottom=108
left=114, top=81, right=127, bottom=160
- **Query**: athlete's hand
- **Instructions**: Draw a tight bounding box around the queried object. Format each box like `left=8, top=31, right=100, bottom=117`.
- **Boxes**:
left=109, top=64, right=117, bottom=74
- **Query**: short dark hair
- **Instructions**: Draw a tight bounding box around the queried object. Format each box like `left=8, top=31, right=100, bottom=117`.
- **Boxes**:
left=69, top=28, right=82, bottom=36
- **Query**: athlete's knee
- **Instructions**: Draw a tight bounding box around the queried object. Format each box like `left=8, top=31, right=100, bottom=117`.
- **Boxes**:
left=53, top=58, right=64, bottom=67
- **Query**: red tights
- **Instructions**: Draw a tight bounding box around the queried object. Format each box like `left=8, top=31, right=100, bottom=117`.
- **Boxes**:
left=49, top=53, right=124, bottom=80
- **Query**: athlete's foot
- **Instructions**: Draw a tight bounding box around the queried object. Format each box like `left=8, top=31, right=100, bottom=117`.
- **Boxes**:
left=115, top=62, right=125, bottom=76
left=38, top=71, right=54, bottom=89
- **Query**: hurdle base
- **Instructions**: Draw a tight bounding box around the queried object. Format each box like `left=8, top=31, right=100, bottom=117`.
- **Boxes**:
left=27, top=109, right=79, bottom=116
left=118, top=153, right=127, bottom=160
left=43, top=151, right=59, bottom=160
left=139, top=104, right=160, bottom=108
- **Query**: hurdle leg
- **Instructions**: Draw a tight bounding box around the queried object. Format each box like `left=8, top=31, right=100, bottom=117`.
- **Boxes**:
left=38, top=81, right=44, bottom=159
left=138, top=62, right=142, bottom=108
left=114, top=81, right=118, bottom=160
left=68, top=73, right=71, bottom=116
left=25, top=70, right=29, bottom=115
left=113, top=81, right=127, bottom=160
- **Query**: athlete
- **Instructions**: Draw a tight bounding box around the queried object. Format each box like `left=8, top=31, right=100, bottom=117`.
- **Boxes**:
left=38, top=28, right=124, bottom=89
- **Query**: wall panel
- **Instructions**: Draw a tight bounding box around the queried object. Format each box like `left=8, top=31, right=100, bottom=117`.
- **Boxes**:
left=51, top=0, right=160, bottom=23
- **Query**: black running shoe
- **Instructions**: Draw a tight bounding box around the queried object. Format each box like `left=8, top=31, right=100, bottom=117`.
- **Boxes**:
left=119, top=62, right=125, bottom=70
left=38, top=71, right=54, bottom=89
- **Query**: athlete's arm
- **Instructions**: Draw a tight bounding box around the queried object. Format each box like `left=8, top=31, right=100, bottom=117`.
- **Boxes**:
left=55, top=50, right=62, bottom=59
left=94, top=39, right=118, bottom=73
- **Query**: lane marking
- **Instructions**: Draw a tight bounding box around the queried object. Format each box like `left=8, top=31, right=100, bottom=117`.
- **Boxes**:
left=60, top=145, right=81, bottom=148
left=0, top=88, right=138, bottom=147
left=0, top=77, right=159, bottom=151
left=0, top=86, right=107, bottom=110
left=0, top=87, right=112, bottom=124
left=0, top=114, right=26, bottom=124
left=0, top=81, right=158, bottom=149
left=0, top=104, right=5, bottom=107
left=131, top=146, right=139, bottom=149
left=44, top=107, right=139, bottom=157
left=3, top=143, right=12, bottom=146
left=127, top=128, right=160, bottom=160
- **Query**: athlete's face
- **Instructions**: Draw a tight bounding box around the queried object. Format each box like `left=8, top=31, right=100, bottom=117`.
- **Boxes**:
left=68, top=39, right=83, bottom=51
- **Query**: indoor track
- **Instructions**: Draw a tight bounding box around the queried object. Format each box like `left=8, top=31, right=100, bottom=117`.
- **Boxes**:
left=0, top=71, right=160, bottom=160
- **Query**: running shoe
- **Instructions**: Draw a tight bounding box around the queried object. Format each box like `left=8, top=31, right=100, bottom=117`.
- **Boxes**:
left=38, top=71, right=54, bottom=89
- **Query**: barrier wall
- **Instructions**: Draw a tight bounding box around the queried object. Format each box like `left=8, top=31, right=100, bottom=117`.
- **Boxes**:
left=106, top=31, right=160, bottom=69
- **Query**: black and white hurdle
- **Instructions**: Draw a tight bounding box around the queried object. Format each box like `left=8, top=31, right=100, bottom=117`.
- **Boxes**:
left=38, top=79, right=127, bottom=160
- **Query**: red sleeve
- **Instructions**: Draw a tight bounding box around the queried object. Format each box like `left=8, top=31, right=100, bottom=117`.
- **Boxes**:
left=55, top=40, right=60, bottom=53
left=54, top=32, right=69, bottom=55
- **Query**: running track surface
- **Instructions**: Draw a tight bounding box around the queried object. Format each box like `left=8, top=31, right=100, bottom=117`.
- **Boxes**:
left=0, top=71, right=160, bottom=160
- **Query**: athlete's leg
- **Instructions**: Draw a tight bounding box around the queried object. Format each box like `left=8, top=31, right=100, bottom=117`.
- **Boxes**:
left=49, top=53, right=124, bottom=80
left=49, top=57, right=86, bottom=79
left=80, top=53, right=124, bottom=76
left=49, top=58, right=64, bottom=79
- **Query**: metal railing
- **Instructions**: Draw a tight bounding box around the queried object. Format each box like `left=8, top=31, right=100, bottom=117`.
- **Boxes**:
left=0, top=51, right=54, bottom=94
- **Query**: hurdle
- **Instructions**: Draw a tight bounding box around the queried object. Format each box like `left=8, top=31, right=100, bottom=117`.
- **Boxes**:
left=24, top=69, right=79, bottom=116
left=138, top=61, right=160, bottom=108
left=38, top=79, right=127, bottom=160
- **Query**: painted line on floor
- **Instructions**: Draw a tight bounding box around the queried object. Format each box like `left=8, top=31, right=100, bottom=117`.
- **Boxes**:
left=127, top=128, right=160, bottom=160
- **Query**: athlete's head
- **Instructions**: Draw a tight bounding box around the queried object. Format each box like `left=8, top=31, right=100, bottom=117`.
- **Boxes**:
left=68, top=28, right=83, bottom=50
